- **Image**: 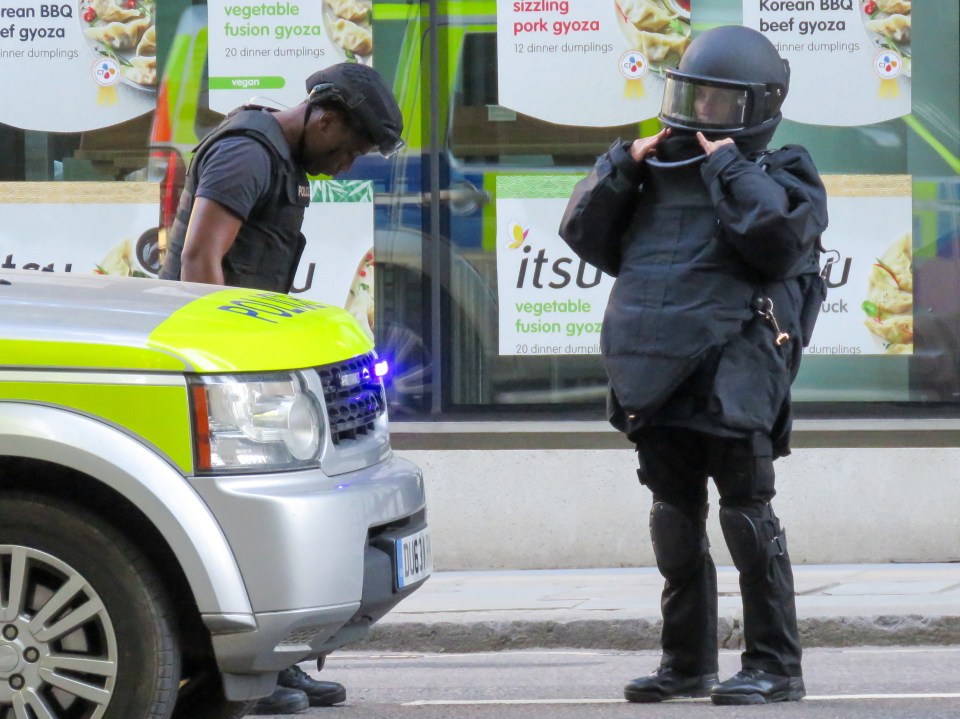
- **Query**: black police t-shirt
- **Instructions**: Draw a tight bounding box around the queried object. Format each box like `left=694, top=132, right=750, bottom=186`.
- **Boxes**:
left=193, top=136, right=273, bottom=222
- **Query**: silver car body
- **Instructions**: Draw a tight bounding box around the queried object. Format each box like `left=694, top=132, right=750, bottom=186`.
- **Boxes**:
left=0, top=270, right=429, bottom=700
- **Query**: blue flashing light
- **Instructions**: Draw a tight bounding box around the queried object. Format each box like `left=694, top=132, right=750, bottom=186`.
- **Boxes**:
left=374, top=360, right=389, bottom=378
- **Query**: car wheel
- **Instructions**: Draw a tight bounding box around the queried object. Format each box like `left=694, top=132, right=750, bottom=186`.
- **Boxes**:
left=0, top=493, right=179, bottom=719
left=173, top=662, right=255, bottom=719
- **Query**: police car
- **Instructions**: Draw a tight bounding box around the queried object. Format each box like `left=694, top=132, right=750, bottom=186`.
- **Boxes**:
left=0, top=270, right=431, bottom=719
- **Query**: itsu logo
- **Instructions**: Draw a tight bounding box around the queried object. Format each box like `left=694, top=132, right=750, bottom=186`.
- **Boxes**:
left=505, top=221, right=604, bottom=289
left=506, top=221, right=529, bottom=249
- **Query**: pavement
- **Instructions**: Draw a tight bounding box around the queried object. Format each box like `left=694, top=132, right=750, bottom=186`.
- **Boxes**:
left=356, top=563, right=960, bottom=652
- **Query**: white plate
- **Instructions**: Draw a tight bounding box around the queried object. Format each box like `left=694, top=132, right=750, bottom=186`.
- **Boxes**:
left=79, top=0, right=157, bottom=92
left=860, top=2, right=912, bottom=78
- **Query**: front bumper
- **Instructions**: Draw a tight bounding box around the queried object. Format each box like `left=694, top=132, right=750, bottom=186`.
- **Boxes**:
left=187, top=453, right=427, bottom=697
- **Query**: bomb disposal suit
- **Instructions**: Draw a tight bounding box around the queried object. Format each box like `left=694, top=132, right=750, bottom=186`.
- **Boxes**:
left=559, top=26, right=828, bottom=705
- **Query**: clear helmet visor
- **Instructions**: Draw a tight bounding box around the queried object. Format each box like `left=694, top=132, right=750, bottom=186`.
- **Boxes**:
left=660, top=75, right=754, bottom=131
left=376, top=136, right=406, bottom=159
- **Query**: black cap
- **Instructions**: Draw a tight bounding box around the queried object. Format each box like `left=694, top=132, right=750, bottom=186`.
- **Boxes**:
left=305, top=63, right=405, bottom=158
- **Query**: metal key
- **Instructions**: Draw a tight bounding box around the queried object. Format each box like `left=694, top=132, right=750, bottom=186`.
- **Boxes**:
left=757, top=298, right=790, bottom=346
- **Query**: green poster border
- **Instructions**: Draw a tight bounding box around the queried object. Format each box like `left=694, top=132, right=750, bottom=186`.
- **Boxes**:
left=495, top=175, right=584, bottom=200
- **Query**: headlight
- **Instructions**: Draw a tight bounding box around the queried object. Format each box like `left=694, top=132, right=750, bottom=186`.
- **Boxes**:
left=189, top=372, right=323, bottom=473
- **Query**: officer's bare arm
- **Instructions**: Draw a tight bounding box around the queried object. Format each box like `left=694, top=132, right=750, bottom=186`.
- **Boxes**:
left=180, top=197, right=242, bottom=285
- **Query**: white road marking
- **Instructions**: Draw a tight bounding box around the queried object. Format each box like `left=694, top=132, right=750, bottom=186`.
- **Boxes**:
left=337, top=646, right=960, bottom=662
left=839, top=647, right=960, bottom=654
left=337, top=650, right=612, bottom=660
left=403, top=693, right=960, bottom=706
left=404, top=699, right=640, bottom=705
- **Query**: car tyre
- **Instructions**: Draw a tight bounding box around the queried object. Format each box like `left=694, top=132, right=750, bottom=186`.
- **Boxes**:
left=0, top=493, right=179, bottom=719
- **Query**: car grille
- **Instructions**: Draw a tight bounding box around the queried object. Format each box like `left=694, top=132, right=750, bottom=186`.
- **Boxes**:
left=315, top=353, right=386, bottom=445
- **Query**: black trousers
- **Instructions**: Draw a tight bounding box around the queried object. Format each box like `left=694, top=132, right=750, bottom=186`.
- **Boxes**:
left=635, top=426, right=802, bottom=678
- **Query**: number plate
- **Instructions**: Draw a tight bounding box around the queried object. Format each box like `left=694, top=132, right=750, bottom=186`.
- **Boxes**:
left=395, top=527, right=432, bottom=589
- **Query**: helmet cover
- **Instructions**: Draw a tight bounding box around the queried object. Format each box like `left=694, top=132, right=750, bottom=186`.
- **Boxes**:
left=305, top=63, right=405, bottom=157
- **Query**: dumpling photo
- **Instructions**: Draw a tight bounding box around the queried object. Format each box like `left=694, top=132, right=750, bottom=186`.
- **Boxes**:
left=617, top=0, right=674, bottom=32
left=344, top=248, right=375, bottom=341
left=636, top=29, right=689, bottom=63
left=876, top=0, right=911, bottom=14
left=862, top=232, right=913, bottom=354
left=865, top=14, right=911, bottom=44
left=614, top=0, right=690, bottom=70
left=122, top=55, right=157, bottom=86
left=325, top=0, right=370, bottom=24
left=80, top=0, right=157, bottom=88
left=89, top=0, right=141, bottom=23
left=861, top=0, right=911, bottom=75
left=323, top=0, right=373, bottom=60
left=94, top=239, right=134, bottom=276
left=331, top=18, right=373, bottom=56
left=136, top=25, right=156, bottom=56
left=84, top=16, right=151, bottom=51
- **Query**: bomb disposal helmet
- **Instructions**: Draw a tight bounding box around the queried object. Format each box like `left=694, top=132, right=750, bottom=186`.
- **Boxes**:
left=659, top=25, right=790, bottom=135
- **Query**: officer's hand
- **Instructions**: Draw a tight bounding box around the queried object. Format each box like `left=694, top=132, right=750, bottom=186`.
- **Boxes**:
left=630, top=128, right=669, bottom=162
left=696, top=132, right=734, bottom=155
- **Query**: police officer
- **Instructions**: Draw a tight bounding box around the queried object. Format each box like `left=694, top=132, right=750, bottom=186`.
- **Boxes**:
left=159, top=63, right=403, bottom=715
left=160, top=62, right=403, bottom=293
left=559, top=26, right=828, bottom=705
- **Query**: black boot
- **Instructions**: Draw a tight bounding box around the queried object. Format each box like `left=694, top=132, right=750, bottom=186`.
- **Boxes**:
left=711, top=668, right=806, bottom=704
left=249, top=686, right=309, bottom=715
left=277, top=664, right=347, bottom=707
left=625, top=667, right=718, bottom=703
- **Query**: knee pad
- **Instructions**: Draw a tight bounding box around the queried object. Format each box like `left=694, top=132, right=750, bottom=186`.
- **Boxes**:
left=719, top=504, right=786, bottom=578
left=649, top=502, right=709, bottom=581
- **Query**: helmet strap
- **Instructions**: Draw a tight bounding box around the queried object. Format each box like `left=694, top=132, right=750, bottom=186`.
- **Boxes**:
left=298, top=103, right=315, bottom=164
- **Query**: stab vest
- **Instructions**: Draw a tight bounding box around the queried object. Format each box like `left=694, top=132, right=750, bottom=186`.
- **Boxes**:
left=602, top=152, right=758, bottom=414
left=160, top=108, right=310, bottom=292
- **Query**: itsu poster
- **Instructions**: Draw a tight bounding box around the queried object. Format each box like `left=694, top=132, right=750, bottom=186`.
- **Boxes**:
left=811, top=175, right=913, bottom=355
left=496, top=176, right=613, bottom=355
left=0, top=180, right=376, bottom=340
left=495, top=173, right=914, bottom=358
left=744, top=0, right=912, bottom=125
left=296, top=180, right=376, bottom=341
left=497, top=0, right=692, bottom=127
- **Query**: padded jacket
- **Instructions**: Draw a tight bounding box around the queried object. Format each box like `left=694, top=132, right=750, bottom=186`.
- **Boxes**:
left=559, top=136, right=828, bottom=455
